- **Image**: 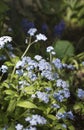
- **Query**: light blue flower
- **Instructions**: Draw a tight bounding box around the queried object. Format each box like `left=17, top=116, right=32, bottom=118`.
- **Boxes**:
left=16, top=60, right=25, bottom=69
left=56, top=112, right=66, bottom=119
left=22, top=56, right=31, bottom=64
left=46, top=46, right=54, bottom=52
left=77, top=88, right=84, bottom=99
left=54, top=92, right=64, bottom=102
left=67, top=64, right=74, bottom=70
left=41, top=70, right=54, bottom=80
left=35, top=33, right=47, bottom=42
left=27, top=28, right=37, bottom=36
left=67, top=111, right=74, bottom=120
left=0, top=36, right=12, bottom=49
left=0, top=65, right=8, bottom=73
left=52, top=58, right=62, bottom=69
left=25, top=114, right=47, bottom=126
left=36, top=91, right=49, bottom=103
left=15, top=123, right=23, bottom=130
left=16, top=69, right=23, bottom=76
left=28, top=60, right=38, bottom=68
left=38, top=59, right=51, bottom=71
left=45, top=87, right=52, bottom=92
left=63, top=63, right=74, bottom=70
left=34, top=55, right=42, bottom=61
left=28, top=71, right=37, bottom=81
left=63, top=88, right=70, bottom=98
left=56, top=79, right=69, bottom=88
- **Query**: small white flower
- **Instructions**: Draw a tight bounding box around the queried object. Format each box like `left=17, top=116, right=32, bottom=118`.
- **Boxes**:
left=15, top=123, right=23, bottom=130
left=0, top=36, right=12, bottom=49
left=27, top=28, right=37, bottom=36
left=46, top=46, right=54, bottom=52
left=34, top=55, right=42, bottom=61
left=35, top=33, right=47, bottom=42
left=51, top=51, right=56, bottom=55
left=0, top=65, right=8, bottom=73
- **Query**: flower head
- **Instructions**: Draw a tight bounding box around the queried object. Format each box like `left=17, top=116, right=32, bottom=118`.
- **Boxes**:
left=15, top=123, right=23, bottom=130
left=27, top=28, right=37, bottom=36
left=25, top=114, right=47, bottom=126
left=46, top=46, right=54, bottom=53
left=34, top=55, right=42, bottom=61
left=36, top=91, right=49, bottom=103
left=0, top=65, right=8, bottom=73
left=52, top=58, right=62, bottom=69
left=35, top=33, right=47, bottom=42
left=0, top=36, right=12, bottom=49
left=77, top=88, right=84, bottom=99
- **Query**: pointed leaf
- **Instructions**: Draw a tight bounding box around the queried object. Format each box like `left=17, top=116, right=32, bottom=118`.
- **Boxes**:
left=17, top=101, right=37, bottom=109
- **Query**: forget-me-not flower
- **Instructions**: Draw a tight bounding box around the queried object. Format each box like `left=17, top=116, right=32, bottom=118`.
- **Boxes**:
left=77, top=88, right=84, bottom=99
left=0, top=36, right=12, bottom=49
left=34, top=55, right=42, bottom=61
left=35, top=33, right=47, bottom=42
left=27, top=28, right=37, bottom=36
left=52, top=58, right=62, bottom=69
left=25, top=114, right=47, bottom=126
left=46, top=46, right=54, bottom=53
left=0, top=65, right=8, bottom=73
left=15, top=123, right=23, bottom=130
left=36, top=91, right=49, bottom=103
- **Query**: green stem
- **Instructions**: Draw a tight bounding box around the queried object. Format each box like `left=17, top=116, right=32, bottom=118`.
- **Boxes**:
left=11, top=37, right=35, bottom=79
left=50, top=53, right=52, bottom=63
left=21, top=40, right=35, bottom=59
left=21, top=44, right=31, bottom=59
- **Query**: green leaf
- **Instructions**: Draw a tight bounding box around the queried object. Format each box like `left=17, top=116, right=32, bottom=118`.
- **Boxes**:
left=7, top=99, right=17, bottom=113
left=54, top=124, right=66, bottom=130
left=4, top=90, right=18, bottom=97
left=68, top=125, right=75, bottom=130
left=54, top=40, right=75, bottom=59
left=17, top=101, right=37, bottom=109
left=11, top=56, right=20, bottom=64
left=57, top=107, right=66, bottom=113
left=24, top=86, right=35, bottom=94
left=2, top=82, right=9, bottom=88
left=73, top=102, right=82, bottom=111
left=47, top=114, right=56, bottom=120
left=5, top=61, right=14, bottom=67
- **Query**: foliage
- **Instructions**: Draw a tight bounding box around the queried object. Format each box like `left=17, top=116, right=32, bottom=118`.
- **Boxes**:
left=54, top=40, right=75, bottom=59
left=0, top=28, right=84, bottom=130
left=0, top=1, right=9, bottom=35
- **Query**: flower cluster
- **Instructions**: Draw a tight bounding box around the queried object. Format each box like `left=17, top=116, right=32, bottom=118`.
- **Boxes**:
left=25, top=114, right=47, bottom=126
left=0, top=27, right=84, bottom=130
left=0, top=65, right=8, bottom=73
left=56, top=111, right=74, bottom=120
left=0, top=36, right=12, bottom=49
left=77, top=88, right=84, bottom=99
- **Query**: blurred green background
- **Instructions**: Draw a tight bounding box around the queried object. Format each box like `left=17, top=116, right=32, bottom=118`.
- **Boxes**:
left=0, top=0, right=84, bottom=56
